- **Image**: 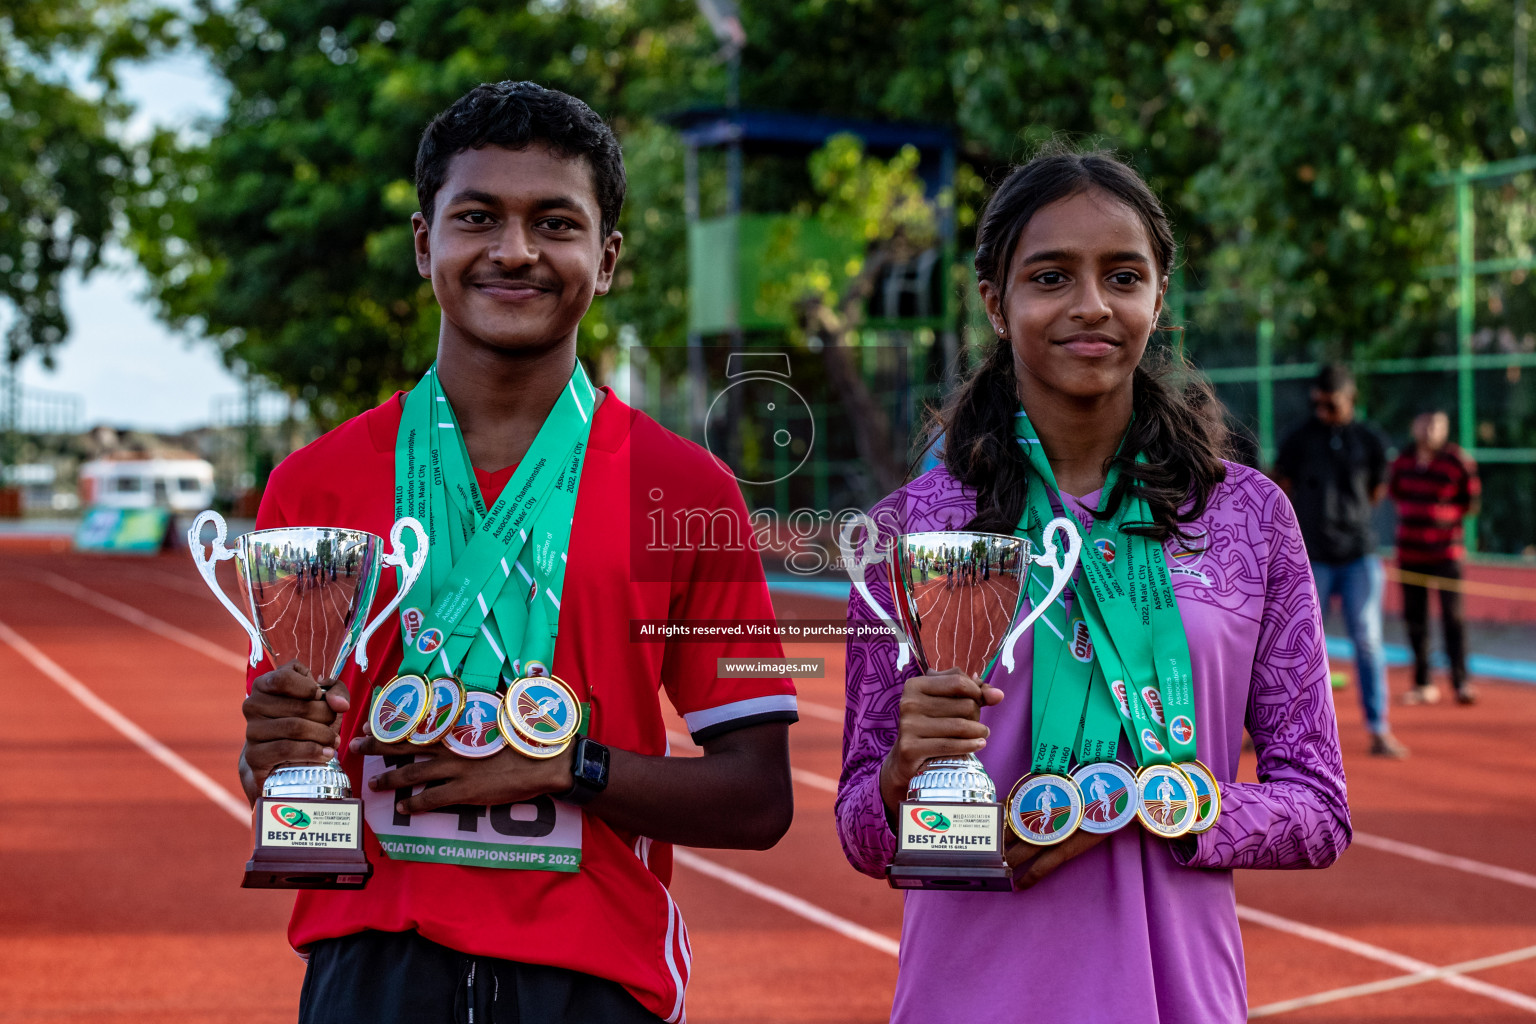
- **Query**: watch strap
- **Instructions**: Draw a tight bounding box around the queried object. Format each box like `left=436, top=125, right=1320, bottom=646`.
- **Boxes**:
left=556, top=737, right=609, bottom=806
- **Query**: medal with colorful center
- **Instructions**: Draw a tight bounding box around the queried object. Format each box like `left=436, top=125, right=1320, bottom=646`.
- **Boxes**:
left=408, top=675, right=465, bottom=746
left=369, top=674, right=430, bottom=744
left=1177, top=759, right=1221, bottom=834
left=1070, top=760, right=1139, bottom=834
left=501, top=675, right=580, bottom=748
left=441, top=690, right=506, bottom=759
left=1006, top=772, right=1084, bottom=846
left=1135, top=763, right=1197, bottom=838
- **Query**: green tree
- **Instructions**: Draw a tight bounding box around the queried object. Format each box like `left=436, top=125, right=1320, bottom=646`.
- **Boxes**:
left=760, top=134, right=938, bottom=495
left=1184, top=0, right=1523, bottom=356
left=132, top=0, right=717, bottom=424
left=0, top=0, right=168, bottom=367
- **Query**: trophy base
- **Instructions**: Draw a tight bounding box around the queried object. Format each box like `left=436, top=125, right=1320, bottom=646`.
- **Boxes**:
left=888, top=799, right=1012, bottom=891
left=886, top=853, right=1014, bottom=892
left=244, top=796, right=372, bottom=890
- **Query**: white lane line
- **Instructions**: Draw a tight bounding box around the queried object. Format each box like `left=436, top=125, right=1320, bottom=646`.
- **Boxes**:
left=37, top=571, right=247, bottom=670
left=793, top=768, right=839, bottom=793
left=672, top=849, right=898, bottom=958
left=0, top=617, right=251, bottom=825
left=1237, top=905, right=1536, bottom=1015
left=38, top=579, right=1536, bottom=998
left=1352, top=831, right=1536, bottom=892
left=1248, top=943, right=1536, bottom=1018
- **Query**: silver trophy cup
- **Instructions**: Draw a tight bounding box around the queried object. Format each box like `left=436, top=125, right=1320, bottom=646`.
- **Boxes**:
left=840, top=516, right=1082, bottom=890
left=189, top=509, right=428, bottom=888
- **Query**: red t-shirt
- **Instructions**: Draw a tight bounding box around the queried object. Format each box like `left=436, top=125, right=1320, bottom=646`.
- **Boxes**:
left=251, top=387, right=795, bottom=1021
left=1387, top=444, right=1480, bottom=565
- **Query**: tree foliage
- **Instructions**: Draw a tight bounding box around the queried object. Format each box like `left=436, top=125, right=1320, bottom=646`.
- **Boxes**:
left=136, top=0, right=1536, bottom=418
left=131, top=0, right=718, bottom=424
left=0, top=0, right=170, bottom=366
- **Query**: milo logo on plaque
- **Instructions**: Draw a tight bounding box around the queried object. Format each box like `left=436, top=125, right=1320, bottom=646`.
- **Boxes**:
left=1070, top=619, right=1094, bottom=663
left=1141, top=686, right=1166, bottom=725
left=270, top=804, right=312, bottom=830
left=909, top=808, right=952, bottom=833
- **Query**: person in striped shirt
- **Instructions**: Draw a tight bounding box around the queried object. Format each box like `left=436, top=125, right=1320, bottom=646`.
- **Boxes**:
left=1387, top=410, right=1481, bottom=706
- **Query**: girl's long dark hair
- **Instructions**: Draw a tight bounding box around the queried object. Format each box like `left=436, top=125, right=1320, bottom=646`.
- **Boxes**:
left=941, top=148, right=1228, bottom=544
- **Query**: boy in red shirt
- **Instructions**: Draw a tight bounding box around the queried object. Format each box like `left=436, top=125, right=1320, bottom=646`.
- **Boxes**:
left=238, top=81, right=797, bottom=1023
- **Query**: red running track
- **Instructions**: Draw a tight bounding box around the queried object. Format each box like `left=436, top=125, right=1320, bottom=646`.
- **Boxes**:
left=2, top=548, right=1535, bottom=1023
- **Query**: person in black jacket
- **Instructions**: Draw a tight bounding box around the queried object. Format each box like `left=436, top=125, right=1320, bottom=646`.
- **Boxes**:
left=1275, top=364, right=1407, bottom=758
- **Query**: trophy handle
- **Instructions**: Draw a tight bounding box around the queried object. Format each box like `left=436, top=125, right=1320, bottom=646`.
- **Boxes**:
left=353, top=516, right=428, bottom=672
left=837, top=515, right=914, bottom=671
left=999, top=516, right=1083, bottom=673
left=188, top=509, right=266, bottom=669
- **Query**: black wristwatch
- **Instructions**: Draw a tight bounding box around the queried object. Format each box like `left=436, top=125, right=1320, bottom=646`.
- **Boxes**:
left=556, top=737, right=609, bottom=806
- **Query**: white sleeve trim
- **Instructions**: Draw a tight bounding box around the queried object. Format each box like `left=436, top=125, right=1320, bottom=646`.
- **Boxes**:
left=683, top=694, right=799, bottom=734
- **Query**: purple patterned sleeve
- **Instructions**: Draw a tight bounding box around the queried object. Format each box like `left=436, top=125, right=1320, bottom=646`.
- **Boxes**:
left=835, top=490, right=912, bottom=878
left=1178, top=479, right=1352, bottom=870
left=835, top=474, right=978, bottom=877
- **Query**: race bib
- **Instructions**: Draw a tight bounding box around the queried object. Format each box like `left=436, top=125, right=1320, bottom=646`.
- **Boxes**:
left=363, top=754, right=582, bottom=871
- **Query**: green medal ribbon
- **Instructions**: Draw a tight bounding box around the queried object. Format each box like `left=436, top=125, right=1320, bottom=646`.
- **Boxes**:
left=1014, top=469, right=1093, bottom=777
left=1013, top=410, right=1200, bottom=767
left=393, top=363, right=595, bottom=691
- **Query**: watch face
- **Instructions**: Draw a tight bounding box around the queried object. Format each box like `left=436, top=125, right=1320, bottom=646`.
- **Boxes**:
left=577, top=741, right=608, bottom=783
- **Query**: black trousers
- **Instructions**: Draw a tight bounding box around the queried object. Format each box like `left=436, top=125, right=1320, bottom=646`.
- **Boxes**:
left=297, top=929, right=665, bottom=1024
left=1401, top=559, right=1468, bottom=691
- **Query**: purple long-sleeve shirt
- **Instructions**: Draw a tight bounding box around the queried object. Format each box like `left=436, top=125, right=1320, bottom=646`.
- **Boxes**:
left=837, top=463, right=1350, bottom=1023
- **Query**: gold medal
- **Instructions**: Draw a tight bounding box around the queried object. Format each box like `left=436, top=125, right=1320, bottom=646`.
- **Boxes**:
left=502, top=675, right=581, bottom=747
left=1005, top=772, right=1084, bottom=846
left=1134, top=764, right=1197, bottom=839
left=1177, top=760, right=1222, bottom=834
left=407, top=675, right=465, bottom=746
left=441, top=690, right=506, bottom=758
left=498, top=695, right=572, bottom=760
left=369, top=674, right=431, bottom=744
left=1070, top=760, right=1139, bottom=834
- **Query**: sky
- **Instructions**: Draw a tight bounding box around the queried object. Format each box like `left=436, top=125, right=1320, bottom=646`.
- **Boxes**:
left=19, top=52, right=243, bottom=434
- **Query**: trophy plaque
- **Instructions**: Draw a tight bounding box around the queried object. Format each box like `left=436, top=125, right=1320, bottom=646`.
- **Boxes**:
left=841, top=516, right=1081, bottom=892
left=189, top=510, right=427, bottom=889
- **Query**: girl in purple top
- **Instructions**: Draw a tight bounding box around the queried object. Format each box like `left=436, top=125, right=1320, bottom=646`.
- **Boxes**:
left=837, top=149, right=1350, bottom=1022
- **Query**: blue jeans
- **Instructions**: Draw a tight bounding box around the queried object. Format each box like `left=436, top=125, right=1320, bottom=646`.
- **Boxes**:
left=1312, top=556, right=1389, bottom=734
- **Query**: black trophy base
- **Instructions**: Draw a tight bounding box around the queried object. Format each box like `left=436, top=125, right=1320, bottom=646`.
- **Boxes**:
left=243, top=847, right=374, bottom=889
left=886, top=850, right=1014, bottom=892
left=244, top=796, right=373, bottom=889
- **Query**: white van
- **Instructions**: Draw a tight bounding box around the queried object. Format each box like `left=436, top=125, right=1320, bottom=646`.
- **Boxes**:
left=79, top=457, right=216, bottom=513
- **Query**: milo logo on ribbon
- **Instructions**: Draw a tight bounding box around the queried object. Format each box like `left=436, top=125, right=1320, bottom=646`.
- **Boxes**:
left=400, top=607, right=424, bottom=644
left=1071, top=619, right=1094, bottom=663
left=1111, top=680, right=1131, bottom=718
left=909, top=808, right=952, bottom=833
left=1141, top=686, right=1166, bottom=725
left=270, top=805, right=312, bottom=830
